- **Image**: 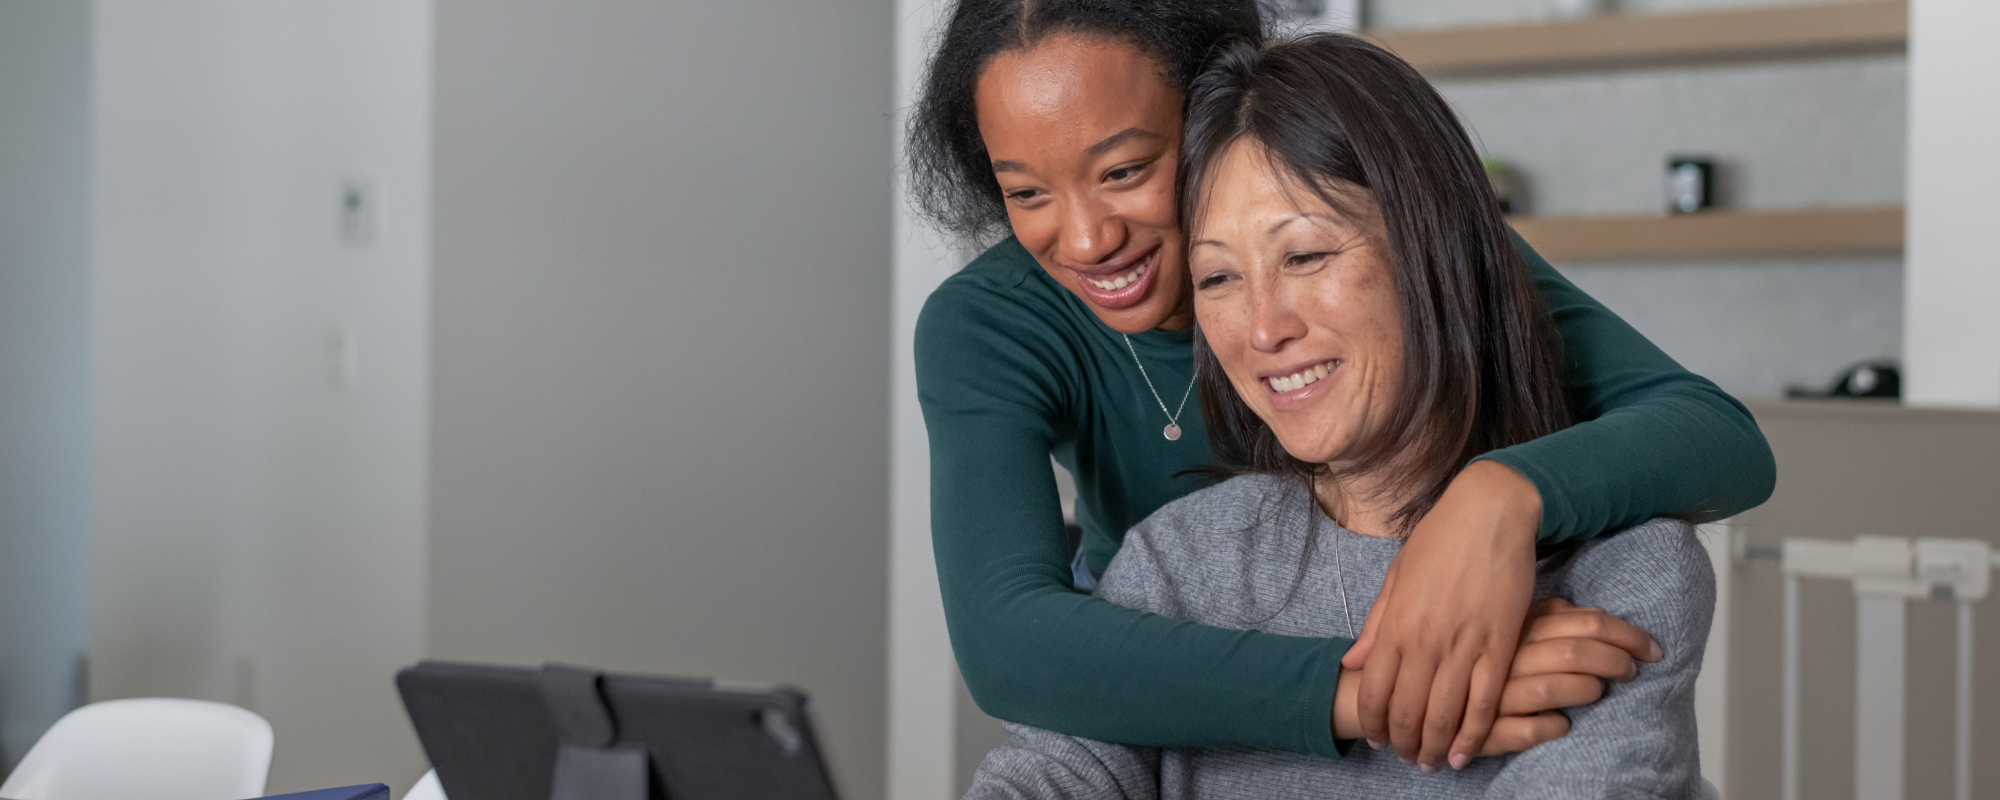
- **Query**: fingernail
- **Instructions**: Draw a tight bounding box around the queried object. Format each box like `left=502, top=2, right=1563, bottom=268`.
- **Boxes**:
left=1367, top=739, right=1385, bottom=750
left=1450, top=753, right=1470, bottom=770
left=1421, top=762, right=1440, bottom=775
left=1400, top=755, right=1416, bottom=767
left=1649, top=641, right=1664, bottom=662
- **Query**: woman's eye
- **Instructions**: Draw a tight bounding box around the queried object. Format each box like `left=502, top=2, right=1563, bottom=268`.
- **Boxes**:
left=1284, top=252, right=1330, bottom=270
left=1105, top=165, right=1144, bottom=183
left=1196, top=272, right=1233, bottom=290
left=1005, top=189, right=1043, bottom=203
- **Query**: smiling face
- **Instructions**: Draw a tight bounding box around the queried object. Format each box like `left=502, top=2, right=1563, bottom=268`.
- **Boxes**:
left=975, top=35, right=1191, bottom=333
left=1190, top=140, right=1406, bottom=468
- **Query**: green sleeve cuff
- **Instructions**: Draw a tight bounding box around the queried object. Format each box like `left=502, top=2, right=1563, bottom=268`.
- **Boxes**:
left=1296, top=636, right=1354, bottom=759
left=1470, top=450, right=1566, bottom=543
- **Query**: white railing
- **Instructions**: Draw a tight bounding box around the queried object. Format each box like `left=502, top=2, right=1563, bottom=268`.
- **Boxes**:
left=1752, top=535, right=1999, bottom=800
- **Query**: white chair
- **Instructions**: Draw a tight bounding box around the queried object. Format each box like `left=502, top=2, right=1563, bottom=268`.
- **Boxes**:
left=402, top=770, right=445, bottom=800
left=0, top=698, right=273, bottom=800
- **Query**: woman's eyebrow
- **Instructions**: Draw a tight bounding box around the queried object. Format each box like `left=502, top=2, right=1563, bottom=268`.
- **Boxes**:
left=1191, top=212, right=1327, bottom=249
left=993, top=128, right=1160, bottom=174
left=1267, top=212, right=1328, bottom=235
left=1085, top=127, right=1159, bottom=157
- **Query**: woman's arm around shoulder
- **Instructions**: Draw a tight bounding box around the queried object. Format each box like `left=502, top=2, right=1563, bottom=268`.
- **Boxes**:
left=917, top=277, right=1349, bottom=757
left=1486, top=232, right=1777, bottom=543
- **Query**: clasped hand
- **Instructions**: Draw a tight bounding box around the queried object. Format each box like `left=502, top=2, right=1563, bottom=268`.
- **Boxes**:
left=1332, top=597, right=1660, bottom=765
left=1330, top=460, right=1661, bottom=772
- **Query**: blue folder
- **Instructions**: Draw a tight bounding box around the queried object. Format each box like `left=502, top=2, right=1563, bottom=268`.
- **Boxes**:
left=250, top=785, right=390, bottom=800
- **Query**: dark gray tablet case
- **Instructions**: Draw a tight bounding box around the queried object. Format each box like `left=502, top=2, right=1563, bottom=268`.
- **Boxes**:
left=396, top=660, right=839, bottom=800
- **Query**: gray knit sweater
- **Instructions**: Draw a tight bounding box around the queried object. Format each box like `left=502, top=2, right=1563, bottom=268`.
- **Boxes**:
left=966, top=473, right=1713, bottom=800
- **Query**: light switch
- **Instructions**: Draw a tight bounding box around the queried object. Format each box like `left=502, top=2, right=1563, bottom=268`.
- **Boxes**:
left=341, top=176, right=377, bottom=247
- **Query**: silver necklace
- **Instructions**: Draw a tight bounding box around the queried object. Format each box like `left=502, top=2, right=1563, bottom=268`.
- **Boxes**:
left=1122, top=333, right=1197, bottom=440
left=1318, top=492, right=1358, bottom=639
left=1318, top=481, right=1404, bottom=641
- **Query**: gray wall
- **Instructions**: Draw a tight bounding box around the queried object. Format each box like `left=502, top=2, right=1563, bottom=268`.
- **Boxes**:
left=86, top=1, right=433, bottom=791
left=430, top=3, right=893, bottom=798
left=0, top=0, right=92, bottom=769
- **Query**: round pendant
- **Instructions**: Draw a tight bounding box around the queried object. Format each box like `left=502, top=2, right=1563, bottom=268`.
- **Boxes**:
left=1164, top=423, right=1182, bottom=441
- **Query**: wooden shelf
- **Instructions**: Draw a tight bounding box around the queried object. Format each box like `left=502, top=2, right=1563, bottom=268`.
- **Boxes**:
left=1508, top=206, right=1903, bottom=262
left=1367, top=1, right=1906, bottom=77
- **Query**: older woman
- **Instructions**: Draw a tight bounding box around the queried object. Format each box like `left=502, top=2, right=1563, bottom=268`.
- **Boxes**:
left=966, top=33, right=1713, bottom=799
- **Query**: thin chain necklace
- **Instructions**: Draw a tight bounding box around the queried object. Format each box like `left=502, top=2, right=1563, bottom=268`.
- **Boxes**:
left=1314, top=481, right=1359, bottom=639
left=1330, top=527, right=1359, bottom=640
left=1315, top=478, right=1403, bottom=641
left=1122, top=333, right=1196, bottom=441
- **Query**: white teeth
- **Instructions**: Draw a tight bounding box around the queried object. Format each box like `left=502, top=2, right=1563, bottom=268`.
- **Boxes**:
left=1088, top=260, right=1149, bottom=291
left=1268, top=361, right=1338, bottom=393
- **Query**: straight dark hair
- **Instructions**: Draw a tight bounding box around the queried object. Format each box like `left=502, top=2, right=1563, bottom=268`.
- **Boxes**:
left=906, top=0, right=1264, bottom=240
left=1181, top=33, right=1574, bottom=534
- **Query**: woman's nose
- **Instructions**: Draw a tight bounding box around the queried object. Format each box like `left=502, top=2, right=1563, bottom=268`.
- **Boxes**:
left=1056, top=195, right=1125, bottom=266
left=1248, top=285, right=1306, bottom=353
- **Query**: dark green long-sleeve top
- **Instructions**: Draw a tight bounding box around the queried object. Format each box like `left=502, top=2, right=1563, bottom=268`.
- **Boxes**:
left=914, top=233, right=1774, bottom=760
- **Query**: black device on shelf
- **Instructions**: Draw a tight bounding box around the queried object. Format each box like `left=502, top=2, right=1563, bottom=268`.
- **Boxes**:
left=1784, top=360, right=1901, bottom=400
left=1667, top=157, right=1716, bottom=214
left=397, top=661, right=839, bottom=800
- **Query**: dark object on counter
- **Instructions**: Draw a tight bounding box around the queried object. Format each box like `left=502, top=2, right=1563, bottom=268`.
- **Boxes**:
left=1667, top=157, right=1715, bottom=214
left=398, top=661, right=840, bottom=800
left=1785, top=360, right=1901, bottom=399
left=254, top=787, right=391, bottom=800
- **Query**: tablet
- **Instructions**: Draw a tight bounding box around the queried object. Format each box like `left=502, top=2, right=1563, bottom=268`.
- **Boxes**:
left=396, top=661, right=839, bottom=800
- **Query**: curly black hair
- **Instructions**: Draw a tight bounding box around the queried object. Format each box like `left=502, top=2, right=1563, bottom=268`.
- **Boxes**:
left=905, top=0, right=1265, bottom=240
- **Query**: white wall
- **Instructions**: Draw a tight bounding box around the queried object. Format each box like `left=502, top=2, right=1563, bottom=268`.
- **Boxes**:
left=428, top=2, right=893, bottom=798
left=1902, top=0, right=2000, bottom=408
left=88, top=1, right=433, bottom=791
left=889, top=0, right=964, bottom=796
left=0, top=0, right=94, bottom=769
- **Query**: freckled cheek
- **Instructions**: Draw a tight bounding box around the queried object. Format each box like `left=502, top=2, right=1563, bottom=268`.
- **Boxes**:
left=1201, top=324, right=1260, bottom=402
left=1212, top=347, right=1255, bottom=400
left=1346, top=354, right=1403, bottom=438
left=1361, top=311, right=1406, bottom=403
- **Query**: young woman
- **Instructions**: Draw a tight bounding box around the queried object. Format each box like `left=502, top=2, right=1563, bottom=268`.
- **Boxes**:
left=965, top=32, right=1711, bottom=799
left=911, top=0, right=1768, bottom=772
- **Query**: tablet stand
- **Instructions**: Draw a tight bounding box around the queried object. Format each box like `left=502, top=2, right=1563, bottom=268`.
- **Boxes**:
left=539, top=664, right=648, bottom=800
